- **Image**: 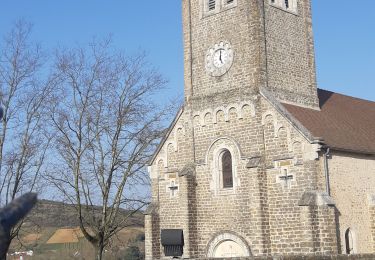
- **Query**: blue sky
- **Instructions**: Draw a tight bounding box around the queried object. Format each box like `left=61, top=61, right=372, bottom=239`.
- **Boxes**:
left=0, top=0, right=374, bottom=102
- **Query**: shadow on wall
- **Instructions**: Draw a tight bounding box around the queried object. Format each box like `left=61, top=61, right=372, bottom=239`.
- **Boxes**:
left=335, top=207, right=342, bottom=254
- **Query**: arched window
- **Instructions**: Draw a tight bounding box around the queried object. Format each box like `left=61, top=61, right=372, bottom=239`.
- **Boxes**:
left=221, top=150, right=233, bottom=188
left=345, top=228, right=354, bottom=254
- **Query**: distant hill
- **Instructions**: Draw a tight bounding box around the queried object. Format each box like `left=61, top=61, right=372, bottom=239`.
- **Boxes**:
left=25, top=199, right=144, bottom=228
left=8, top=199, right=146, bottom=259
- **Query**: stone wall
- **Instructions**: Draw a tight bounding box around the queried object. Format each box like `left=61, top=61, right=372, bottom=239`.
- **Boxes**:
left=323, top=152, right=375, bottom=254
left=146, top=109, right=196, bottom=260
left=264, top=0, right=319, bottom=108
left=261, top=96, right=337, bottom=255
left=369, top=205, right=375, bottom=253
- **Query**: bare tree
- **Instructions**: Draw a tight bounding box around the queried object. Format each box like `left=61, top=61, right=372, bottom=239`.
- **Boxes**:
left=0, top=20, right=53, bottom=250
left=48, top=39, right=168, bottom=259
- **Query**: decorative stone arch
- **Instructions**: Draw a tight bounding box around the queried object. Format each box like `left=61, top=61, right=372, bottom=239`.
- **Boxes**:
left=275, top=125, right=291, bottom=151
left=166, top=141, right=177, bottom=153
left=193, top=114, right=202, bottom=127
left=174, top=124, right=185, bottom=147
left=291, top=138, right=303, bottom=150
left=204, top=137, right=244, bottom=165
left=261, top=110, right=276, bottom=126
left=262, top=111, right=278, bottom=131
left=239, top=101, right=256, bottom=119
left=202, top=109, right=214, bottom=126
left=275, top=124, right=285, bottom=138
left=157, top=149, right=168, bottom=168
left=206, top=231, right=252, bottom=258
left=262, top=110, right=281, bottom=138
left=291, top=136, right=305, bottom=162
left=204, top=137, right=244, bottom=195
left=165, top=142, right=177, bottom=167
left=213, top=106, right=227, bottom=123
left=225, top=105, right=239, bottom=121
left=204, top=111, right=214, bottom=125
left=156, top=159, right=166, bottom=177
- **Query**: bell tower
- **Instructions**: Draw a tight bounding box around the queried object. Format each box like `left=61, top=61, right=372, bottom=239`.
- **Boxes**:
left=263, top=0, right=319, bottom=108
left=182, top=0, right=319, bottom=109
left=145, top=2, right=328, bottom=259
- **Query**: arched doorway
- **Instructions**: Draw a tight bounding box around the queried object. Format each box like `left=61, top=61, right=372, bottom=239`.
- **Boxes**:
left=207, top=232, right=251, bottom=258
left=213, top=239, right=246, bottom=257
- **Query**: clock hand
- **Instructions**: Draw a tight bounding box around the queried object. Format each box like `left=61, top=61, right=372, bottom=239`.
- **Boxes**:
left=219, top=50, right=223, bottom=63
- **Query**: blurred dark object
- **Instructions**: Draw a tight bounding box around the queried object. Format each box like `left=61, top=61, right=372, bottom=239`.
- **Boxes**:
left=0, top=193, right=37, bottom=258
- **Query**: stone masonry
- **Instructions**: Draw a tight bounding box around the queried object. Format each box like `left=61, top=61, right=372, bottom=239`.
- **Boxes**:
left=145, top=0, right=375, bottom=259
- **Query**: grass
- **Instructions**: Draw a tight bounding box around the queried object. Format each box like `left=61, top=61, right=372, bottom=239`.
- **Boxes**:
left=8, top=226, right=145, bottom=259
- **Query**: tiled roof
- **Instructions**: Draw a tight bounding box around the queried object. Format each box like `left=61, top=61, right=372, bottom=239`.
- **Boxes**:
left=283, top=89, right=375, bottom=154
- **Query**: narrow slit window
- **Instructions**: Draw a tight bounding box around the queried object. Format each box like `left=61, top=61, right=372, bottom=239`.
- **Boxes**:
left=285, top=0, right=289, bottom=9
left=222, top=150, right=233, bottom=188
left=208, top=0, right=216, bottom=11
left=227, top=0, right=234, bottom=4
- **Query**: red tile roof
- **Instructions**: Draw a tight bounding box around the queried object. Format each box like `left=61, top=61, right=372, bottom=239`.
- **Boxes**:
left=283, top=89, right=375, bottom=154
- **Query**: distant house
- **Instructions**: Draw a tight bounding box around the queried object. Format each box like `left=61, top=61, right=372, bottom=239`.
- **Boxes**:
left=44, top=228, right=87, bottom=250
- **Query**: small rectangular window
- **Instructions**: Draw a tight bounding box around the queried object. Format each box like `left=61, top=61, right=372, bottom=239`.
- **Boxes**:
left=208, top=0, right=216, bottom=11
left=227, top=0, right=234, bottom=4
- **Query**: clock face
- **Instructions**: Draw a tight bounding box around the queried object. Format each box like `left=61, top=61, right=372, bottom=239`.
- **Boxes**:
left=213, top=49, right=229, bottom=68
left=205, top=41, right=234, bottom=77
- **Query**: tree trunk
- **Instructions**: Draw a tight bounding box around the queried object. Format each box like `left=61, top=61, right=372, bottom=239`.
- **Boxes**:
left=95, top=243, right=104, bottom=260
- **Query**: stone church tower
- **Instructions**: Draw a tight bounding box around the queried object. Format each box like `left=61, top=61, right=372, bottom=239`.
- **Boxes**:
left=145, top=0, right=375, bottom=259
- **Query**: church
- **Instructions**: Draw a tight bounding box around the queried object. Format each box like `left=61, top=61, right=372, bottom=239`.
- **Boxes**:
left=145, top=0, right=375, bottom=259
